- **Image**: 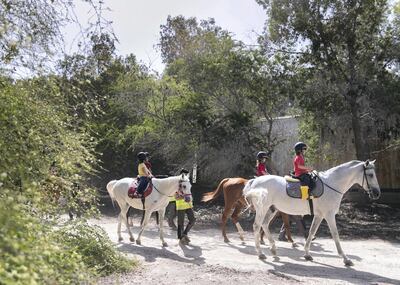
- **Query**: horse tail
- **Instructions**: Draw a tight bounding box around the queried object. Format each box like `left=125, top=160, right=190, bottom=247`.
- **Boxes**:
left=201, top=178, right=230, bottom=202
left=243, top=179, right=268, bottom=211
left=242, top=178, right=255, bottom=196
left=106, top=180, right=118, bottom=208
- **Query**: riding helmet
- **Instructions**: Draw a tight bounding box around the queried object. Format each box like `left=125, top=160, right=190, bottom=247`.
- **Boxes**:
left=294, top=142, right=307, bottom=152
left=257, top=151, right=268, bottom=159
left=137, top=152, right=147, bottom=161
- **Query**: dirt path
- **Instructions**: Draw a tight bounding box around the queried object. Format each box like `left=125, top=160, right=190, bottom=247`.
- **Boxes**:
left=95, top=216, right=400, bottom=285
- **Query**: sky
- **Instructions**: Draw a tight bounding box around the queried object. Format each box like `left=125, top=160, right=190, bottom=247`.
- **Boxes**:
left=66, top=0, right=267, bottom=74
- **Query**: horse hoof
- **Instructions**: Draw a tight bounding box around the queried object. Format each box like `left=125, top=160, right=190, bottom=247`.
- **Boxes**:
left=136, top=240, right=141, bottom=245
left=271, top=248, right=277, bottom=256
left=344, top=259, right=354, bottom=266
left=118, top=237, right=123, bottom=242
left=304, top=254, right=313, bottom=261
left=130, top=237, right=135, bottom=242
left=162, top=242, right=168, bottom=247
left=259, top=253, right=267, bottom=260
left=292, top=242, right=298, bottom=248
left=224, top=238, right=230, bottom=243
left=260, top=240, right=266, bottom=245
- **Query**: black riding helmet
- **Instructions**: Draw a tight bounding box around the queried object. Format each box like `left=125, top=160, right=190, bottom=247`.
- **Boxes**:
left=137, top=152, right=147, bottom=162
left=257, top=151, right=268, bottom=159
left=294, top=142, right=307, bottom=153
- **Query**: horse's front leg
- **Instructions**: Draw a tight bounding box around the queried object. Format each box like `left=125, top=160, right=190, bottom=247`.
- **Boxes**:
left=136, top=210, right=151, bottom=245
left=304, top=215, right=323, bottom=261
left=158, top=208, right=168, bottom=247
left=325, top=213, right=353, bottom=266
left=261, top=208, right=277, bottom=256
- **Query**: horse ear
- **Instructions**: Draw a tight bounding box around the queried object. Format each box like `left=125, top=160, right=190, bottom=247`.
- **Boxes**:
left=181, top=173, right=184, bottom=179
left=371, top=159, right=376, bottom=165
left=365, top=159, right=370, bottom=166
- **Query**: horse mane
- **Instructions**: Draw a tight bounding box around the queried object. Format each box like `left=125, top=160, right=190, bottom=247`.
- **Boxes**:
left=319, top=160, right=363, bottom=178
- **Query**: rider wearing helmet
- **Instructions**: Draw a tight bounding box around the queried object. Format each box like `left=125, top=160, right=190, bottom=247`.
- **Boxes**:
left=256, top=151, right=269, bottom=176
left=293, top=142, right=313, bottom=186
left=136, top=151, right=153, bottom=197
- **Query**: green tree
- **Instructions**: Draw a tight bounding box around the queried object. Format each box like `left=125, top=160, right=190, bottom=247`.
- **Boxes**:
left=257, top=0, right=400, bottom=159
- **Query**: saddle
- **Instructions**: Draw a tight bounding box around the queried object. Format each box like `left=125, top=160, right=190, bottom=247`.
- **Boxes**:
left=284, top=173, right=323, bottom=200
left=128, top=179, right=153, bottom=199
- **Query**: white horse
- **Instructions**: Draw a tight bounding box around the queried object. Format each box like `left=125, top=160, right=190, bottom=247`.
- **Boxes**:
left=244, top=160, right=380, bottom=266
left=106, top=174, right=192, bottom=247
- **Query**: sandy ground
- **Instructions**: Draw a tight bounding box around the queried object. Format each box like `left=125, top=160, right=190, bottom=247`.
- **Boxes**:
left=94, top=215, right=400, bottom=285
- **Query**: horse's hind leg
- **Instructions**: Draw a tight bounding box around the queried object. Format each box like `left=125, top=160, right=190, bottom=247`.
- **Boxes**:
left=231, top=203, right=245, bottom=241
left=281, top=213, right=296, bottom=246
left=261, top=208, right=278, bottom=256
left=120, top=203, right=135, bottom=242
left=253, top=207, right=269, bottom=259
left=221, top=207, right=231, bottom=243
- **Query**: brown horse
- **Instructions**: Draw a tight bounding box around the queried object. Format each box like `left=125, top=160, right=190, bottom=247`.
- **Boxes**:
left=202, top=177, right=295, bottom=244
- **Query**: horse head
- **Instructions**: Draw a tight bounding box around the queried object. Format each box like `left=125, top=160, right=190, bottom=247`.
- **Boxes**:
left=363, top=159, right=381, bottom=200
left=178, top=173, right=192, bottom=198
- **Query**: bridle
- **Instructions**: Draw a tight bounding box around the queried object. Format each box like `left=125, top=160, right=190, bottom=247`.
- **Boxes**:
left=362, top=165, right=375, bottom=198
left=314, top=164, right=374, bottom=197
left=177, top=178, right=192, bottom=200
left=152, top=177, right=191, bottom=198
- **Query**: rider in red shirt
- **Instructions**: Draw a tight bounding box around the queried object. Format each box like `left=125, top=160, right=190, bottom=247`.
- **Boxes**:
left=256, top=151, right=269, bottom=176
left=293, top=142, right=313, bottom=186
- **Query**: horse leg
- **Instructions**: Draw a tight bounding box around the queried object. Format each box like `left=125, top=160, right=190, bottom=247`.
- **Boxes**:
left=158, top=209, right=168, bottom=247
left=136, top=210, right=151, bottom=245
left=221, top=207, right=231, bottom=243
left=117, top=211, right=123, bottom=242
left=253, top=207, right=268, bottom=259
left=304, top=215, right=323, bottom=261
left=260, top=228, right=265, bottom=245
left=325, top=213, right=353, bottom=266
left=121, top=204, right=135, bottom=242
left=261, top=208, right=278, bottom=256
left=281, top=213, right=296, bottom=246
left=231, top=203, right=245, bottom=241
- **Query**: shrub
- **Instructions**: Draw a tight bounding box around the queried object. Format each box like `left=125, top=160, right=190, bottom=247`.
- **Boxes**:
left=53, top=220, right=137, bottom=276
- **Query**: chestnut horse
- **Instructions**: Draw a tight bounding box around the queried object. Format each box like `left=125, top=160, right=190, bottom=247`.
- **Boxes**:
left=202, top=177, right=295, bottom=245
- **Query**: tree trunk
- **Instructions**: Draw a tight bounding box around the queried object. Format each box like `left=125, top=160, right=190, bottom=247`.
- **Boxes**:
left=350, top=102, right=368, bottom=160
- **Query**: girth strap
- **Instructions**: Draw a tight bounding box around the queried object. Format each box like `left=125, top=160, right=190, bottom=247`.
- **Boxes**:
left=308, top=199, right=314, bottom=216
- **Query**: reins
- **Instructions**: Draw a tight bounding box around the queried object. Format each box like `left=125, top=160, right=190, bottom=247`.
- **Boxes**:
left=152, top=178, right=190, bottom=198
left=313, top=171, right=343, bottom=196
left=314, top=164, right=371, bottom=196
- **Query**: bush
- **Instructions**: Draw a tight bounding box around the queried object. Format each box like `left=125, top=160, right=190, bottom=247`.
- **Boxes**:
left=0, top=185, right=137, bottom=284
left=53, top=221, right=137, bottom=276
left=0, top=190, right=91, bottom=284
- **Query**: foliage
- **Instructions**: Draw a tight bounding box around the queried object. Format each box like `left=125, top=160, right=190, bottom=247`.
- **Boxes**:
left=0, top=76, right=98, bottom=216
left=53, top=221, right=137, bottom=276
left=0, top=186, right=92, bottom=285
left=256, top=0, right=400, bottom=159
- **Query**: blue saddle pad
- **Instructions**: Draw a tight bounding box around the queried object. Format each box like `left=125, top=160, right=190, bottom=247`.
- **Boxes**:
left=286, top=177, right=324, bottom=199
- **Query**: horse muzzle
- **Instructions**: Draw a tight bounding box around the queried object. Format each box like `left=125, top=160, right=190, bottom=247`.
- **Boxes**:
left=369, top=187, right=381, bottom=200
